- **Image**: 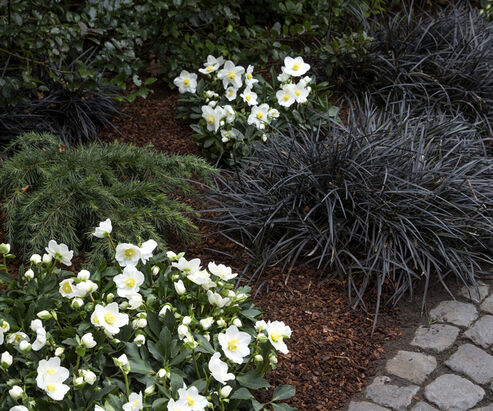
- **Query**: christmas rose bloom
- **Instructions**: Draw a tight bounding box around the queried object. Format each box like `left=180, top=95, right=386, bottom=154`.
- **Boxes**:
left=173, top=70, right=198, bottom=94
left=283, top=56, right=310, bottom=77
left=247, top=104, right=271, bottom=129
left=201, top=105, right=224, bottom=133
left=36, top=357, right=70, bottom=401
left=198, top=55, right=224, bottom=75
left=114, top=265, right=145, bottom=298
left=91, top=303, right=129, bottom=335
left=208, top=352, right=235, bottom=384
left=207, top=290, right=230, bottom=308
left=115, top=243, right=141, bottom=267
left=245, top=65, right=259, bottom=87
left=177, top=384, right=208, bottom=411
left=139, top=239, right=157, bottom=264
left=217, top=60, right=244, bottom=89
left=239, top=87, right=258, bottom=106
left=208, top=262, right=237, bottom=281
left=45, top=240, right=73, bottom=266
left=265, top=320, right=292, bottom=354
left=276, top=85, right=296, bottom=108
left=218, top=325, right=251, bottom=364
left=167, top=398, right=192, bottom=411
left=123, top=391, right=143, bottom=411
left=225, top=86, right=238, bottom=101
left=92, top=218, right=112, bottom=238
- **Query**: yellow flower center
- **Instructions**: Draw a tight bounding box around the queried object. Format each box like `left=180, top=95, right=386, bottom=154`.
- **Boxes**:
left=246, top=95, right=251, bottom=101
left=270, top=330, right=282, bottom=343
left=124, top=248, right=136, bottom=258
left=104, top=312, right=116, bottom=325
left=228, top=90, right=233, bottom=96
left=183, top=78, right=190, bottom=86
left=292, top=63, right=300, bottom=71
left=227, top=72, right=236, bottom=80
left=256, top=112, right=263, bottom=120
left=206, top=115, right=215, bottom=124
left=283, top=94, right=290, bottom=101
left=206, top=65, right=214, bottom=72
left=247, top=73, right=253, bottom=80
left=228, top=338, right=240, bottom=352
left=46, top=384, right=56, bottom=392
left=93, top=315, right=100, bottom=325
left=224, top=132, right=231, bottom=137
left=1, top=323, right=7, bottom=330
left=47, top=368, right=56, bottom=375
left=132, top=400, right=139, bottom=406
left=295, top=90, right=301, bottom=96
left=62, top=282, right=72, bottom=294
left=186, top=396, right=195, bottom=406
left=125, top=277, right=136, bottom=288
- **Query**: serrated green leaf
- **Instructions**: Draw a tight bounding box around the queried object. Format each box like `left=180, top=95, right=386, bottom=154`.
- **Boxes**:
left=272, top=385, right=296, bottom=401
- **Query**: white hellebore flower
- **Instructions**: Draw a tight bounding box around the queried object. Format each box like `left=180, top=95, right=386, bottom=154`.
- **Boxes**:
left=177, top=385, right=208, bottom=411
left=200, top=317, right=214, bottom=330
left=173, top=70, right=198, bottom=94
left=83, top=369, right=97, bottom=385
left=42, top=253, right=52, bottom=263
left=31, top=320, right=47, bottom=351
left=81, top=332, right=97, bottom=348
left=276, top=85, right=296, bottom=108
left=9, top=385, right=23, bottom=400
left=92, top=218, right=112, bottom=238
left=139, top=239, right=157, bottom=264
left=240, top=87, right=258, bottom=106
left=255, top=320, right=267, bottom=332
left=172, top=257, right=201, bottom=274
left=91, top=303, right=129, bottom=335
left=292, top=81, right=310, bottom=103
left=187, top=269, right=211, bottom=287
left=247, top=104, right=270, bottom=129
left=0, top=243, right=10, bottom=254
left=167, top=398, right=192, bottom=411
left=73, top=280, right=98, bottom=298
left=218, top=325, right=251, bottom=364
left=127, top=293, right=144, bottom=310
left=220, top=385, right=233, bottom=398
left=265, top=320, right=292, bottom=354
left=207, top=290, right=230, bottom=308
left=283, top=56, right=310, bottom=77
left=1, top=351, right=13, bottom=367
left=45, top=240, right=73, bottom=266
left=36, top=357, right=70, bottom=401
left=174, top=280, right=186, bottom=295
left=245, top=65, right=258, bottom=87
left=208, top=352, right=235, bottom=384
left=201, top=105, right=224, bottom=133
left=223, top=105, right=235, bottom=123
left=268, top=108, right=280, bottom=120
left=123, top=391, right=143, bottom=411
left=277, top=67, right=290, bottom=83
left=208, top=262, right=237, bottom=281
left=24, top=269, right=34, bottom=280
left=220, top=129, right=236, bottom=143
left=114, top=265, right=145, bottom=298
left=59, top=278, right=77, bottom=298
left=225, top=86, right=238, bottom=101
left=177, top=324, right=190, bottom=340
left=7, top=332, right=28, bottom=346
left=198, top=55, right=224, bottom=75
left=134, top=334, right=146, bottom=347
left=115, top=243, right=141, bottom=267
left=217, top=60, right=245, bottom=89
left=77, top=269, right=91, bottom=281
left=30, top=253, right=42, bottom=264
left=19, top=340, right=31, bottom=352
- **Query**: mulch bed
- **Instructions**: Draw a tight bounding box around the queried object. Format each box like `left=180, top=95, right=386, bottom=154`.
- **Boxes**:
left=98, top=81, right=402, bottom=410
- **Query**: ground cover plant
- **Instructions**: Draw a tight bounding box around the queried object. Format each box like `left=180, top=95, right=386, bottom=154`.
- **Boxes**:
left=174, top=55, right=338, bottom=163
left=0, top=132, right=215, bottom=262
left=206, top=101, right=493, bottom=322
left=0, top=224, right=295, bottom=410
left=326, top=4, right=493, bottom=136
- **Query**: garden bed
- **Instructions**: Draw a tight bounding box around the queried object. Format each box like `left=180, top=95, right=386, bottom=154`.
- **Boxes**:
left=99, top=82, right=402, bottom=409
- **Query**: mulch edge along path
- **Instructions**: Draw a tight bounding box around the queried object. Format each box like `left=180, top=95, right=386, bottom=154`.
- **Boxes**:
left=97, top=81, right=404, bottom=410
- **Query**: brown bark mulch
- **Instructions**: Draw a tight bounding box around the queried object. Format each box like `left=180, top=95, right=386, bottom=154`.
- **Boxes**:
left=98, top=82, right=402, bottom=410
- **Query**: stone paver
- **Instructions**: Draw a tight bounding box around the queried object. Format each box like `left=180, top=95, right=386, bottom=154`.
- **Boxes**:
left=459, top=283, right=490, bottom=303
left=424, top=374, right=485, bottom=410
left=429, top=300, right=478, bottom=327
left=465, top=315, right=493, bottom=348
left=445, top=343, right=493, bottom=384
left=365, top=376, right=419, bottom=410
left=348, top=401, right=391, bottom=411
left=385, top=350, right=437, bottom=384
left=480, top=294, right=493, bottom=314
left=411, top=402, right=438, bottom=411
left=410, top=324, right=459, bottom=353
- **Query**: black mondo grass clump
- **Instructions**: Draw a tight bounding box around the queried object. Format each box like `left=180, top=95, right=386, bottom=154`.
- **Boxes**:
left=207, top=104, right=493, bottom=320
left=0, top=84, right=121, bottom=146
left=335, top=5, right=493, bottom=136
left=0, top=132, right=215, bottom=261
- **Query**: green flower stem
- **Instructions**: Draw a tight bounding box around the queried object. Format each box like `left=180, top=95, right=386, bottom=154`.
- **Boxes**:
left=192, top=350, right=201, bottom=379
left=74, top=353, right=81, bottom=374
left=106, top=233, right=116, bottom=253
left=237, top=355, right=253, bottom=377
left=122, top=368, right=130, bottom=400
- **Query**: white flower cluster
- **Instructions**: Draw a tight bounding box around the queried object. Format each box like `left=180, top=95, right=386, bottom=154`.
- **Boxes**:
left=173, top=54, right=312, bottom=145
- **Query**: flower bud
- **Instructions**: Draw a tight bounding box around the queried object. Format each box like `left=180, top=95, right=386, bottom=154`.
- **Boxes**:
left=81, top=333, right=97, bottom=349
left=203, top=333, right=210, bottom=341
left=0, top=243, right=10, bottom=254
left=182, top=316, right=192, bottom=325
left=257, top=333, right=268, bottom=343
left=228, top=291, right=236, bottom=298
left=0, top=321, right=9, bottom=332
left=115, top=354, right=129, bottom=367
left=71, top=298, right=84, bottom=309
left=119, top=301, right=129, bottom=310
left=220, top=386, right=232, bottom=398
left=77, top=270, right=90, bottom=281
left=255, top=320, right=267, bottom=332
left=134, top=318, right=147, bottom=329
left=233, top=318, right=242, bottom=327
left=24, top=269, right=34, bottom=280
left=144, top=384, right=155, bottom=395
left=269, top=353, right=278, bottom=365
left=134, top=334, right=146, bottom=347
left=177, top=324, right=189, bottom=340
left=208, top=100, right=217, bottom=107
left=19, top=340, right=31, bottom=352
left=157, top=368, right=168, bottom=379
left=106, top=293, right=115, bottom=303
left=128, top=293, right=143, bottom=310
left=200, top=317, right=213, bottom=330
left=174, top=280, right=186, bottom=295
left=151, top=266, right=160, bottom=275
left=9, top=385, right=23, bottom=400
left=83, top=369, right=97, bottom=385
left=159, top=304, right=172, bottom=318
left=55, top=347, right=64, bottom=356
left=254, top=354, right=263, bottom=363
left=216, top=319, right=226, bottom=328
left=37, top=310, right=51, bottom=320
left=166, top=251, right=181, bottom=261
left=74, top=376, right=84, bottom=386
left=30, top=254, right=42, bottom=264
left=1, top=351, right=13, bottom=368
left=42, top=253, right=52, bottom=264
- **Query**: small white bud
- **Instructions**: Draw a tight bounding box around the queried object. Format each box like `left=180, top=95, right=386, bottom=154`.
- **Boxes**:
left=157, top=368, right=168, bottom=379
left=9, top=385, right=24, bottom=400
left=36, top=310, right=51, bottom=320
left=106, top=293, right=115, bottom=302
left=233, top=318, right=242, bottom=327
left=200, top=317, right=213, bottom=330
left=144, top=384, right=155, bottom=395
left=1, top=351, right=13, bottom=367
left=182, top=316, right=192, bottom=325
left=24, top=269, right=34, bottom=280
left=42, top=253, right=52, bottom=263
left=83, top=369, right=97, bottom=385
left=220, top=386, right=233, bottom=398
left=254, top=354, right=263, bottom=362
left=71, top=298, right=84, bottom=309
left=174, top=280, right=186, bottom=295
left=77, top=270, right=90, bottom=281
left=19, top=340, right=31, bottom=352
left=74, top=376, right=84, bottom=386
left=151, top=265, right=160, bottom=275
left=134, top=334, right=146, bottom=347
left=81, top=333, right=97, bottom=349
left=159, top=304, right=172, bottom=318
left=55, top=347, right=64, bottom=356
left=30, top=254, right=42, bottom=264
left=216, top=319, right=226, bottom=328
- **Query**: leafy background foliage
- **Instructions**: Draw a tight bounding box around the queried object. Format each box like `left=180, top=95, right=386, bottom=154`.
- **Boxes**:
left=0, top=132, right=215, bottom=261
left=206, top=101, right=493, bottom=322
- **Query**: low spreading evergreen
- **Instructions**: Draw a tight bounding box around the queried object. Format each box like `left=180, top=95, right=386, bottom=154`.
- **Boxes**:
left=0, top=132, right=215, bottom=261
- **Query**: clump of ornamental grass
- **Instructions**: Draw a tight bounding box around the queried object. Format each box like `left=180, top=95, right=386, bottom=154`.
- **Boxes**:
left=206, top=101, right=493, bottom=321
left=332, top=4, right=493, bottom=135
left=0, top=132, right=215, bottom=262
left=0, top=224, right=295, bottom=410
